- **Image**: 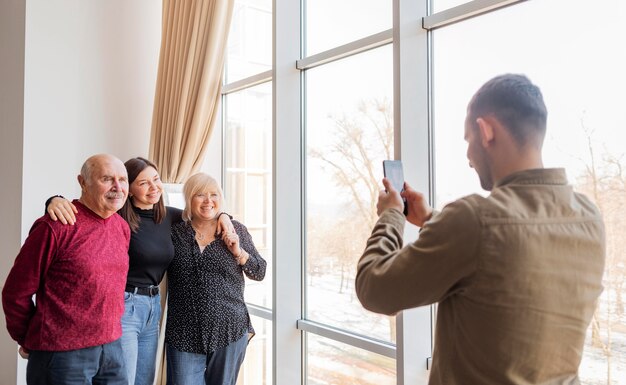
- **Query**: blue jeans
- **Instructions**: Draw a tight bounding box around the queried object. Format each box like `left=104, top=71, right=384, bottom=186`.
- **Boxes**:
left=120, top=291, right=161, bottom=385
left=166, top=333, right=248, bottom=385
left=26, top=338, right=127, bottom=385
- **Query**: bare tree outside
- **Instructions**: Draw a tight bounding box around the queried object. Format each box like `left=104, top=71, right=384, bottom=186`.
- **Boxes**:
left=309, top=98, right=394, bottom=228
left=571, top=119, right=626, bottom=385
left=307, top=97, right=396, bottom=341
left=309, top=97, right=393, bottom=283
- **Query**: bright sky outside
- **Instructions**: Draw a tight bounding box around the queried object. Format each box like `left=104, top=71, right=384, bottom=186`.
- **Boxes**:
left=434, top=0, right=626, bottom=206
left=303, top=0, right=626, bottom=210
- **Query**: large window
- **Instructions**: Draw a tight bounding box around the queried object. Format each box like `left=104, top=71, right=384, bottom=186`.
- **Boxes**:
left=218, top=0, right=626, bottom=384
left=304, top=44, right=395, bottom=381
left=305, top=46, right=393, bottom=341
left=433, top=0, right=626, bottom=383
left=302, top=0, right=398, bottom=382
left=224, top=82, right=273, bottom=308
left=223, top=1, right=272, bottom=384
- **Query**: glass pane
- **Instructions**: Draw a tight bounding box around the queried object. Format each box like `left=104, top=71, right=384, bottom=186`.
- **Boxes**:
left=224, top=82, right=273, bottom=309
left=306, top=333, right=396, bottom=385
left=305, top=46, right=394, bottom=343
left=237, top=316, right=273, bottom=385
left=306, top=0, right=391, bottom=56
left=226, top=0, right=272, bottom=83
left=433, top=0, right=626, bottom=383
left=433, top=0, right=471, bottom=13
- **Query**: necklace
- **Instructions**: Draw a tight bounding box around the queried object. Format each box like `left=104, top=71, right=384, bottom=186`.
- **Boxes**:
left=191, top=224, right=205, bottom=241
left=192, top=221, right=218, bottom=242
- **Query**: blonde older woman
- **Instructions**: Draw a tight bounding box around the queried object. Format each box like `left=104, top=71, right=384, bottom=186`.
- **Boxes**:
left=165, top=173, right=266, bottom=385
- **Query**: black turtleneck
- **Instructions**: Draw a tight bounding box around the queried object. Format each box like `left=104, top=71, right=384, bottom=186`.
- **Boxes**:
left=126, top=206, right=182, bottom=287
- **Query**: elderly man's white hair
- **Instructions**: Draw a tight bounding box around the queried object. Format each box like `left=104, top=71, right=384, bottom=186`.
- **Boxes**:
left=80, top=154, right=122, bottom=183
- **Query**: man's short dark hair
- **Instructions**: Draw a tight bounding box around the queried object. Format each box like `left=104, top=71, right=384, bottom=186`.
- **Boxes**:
left=469, top=74, right=547, bottom=146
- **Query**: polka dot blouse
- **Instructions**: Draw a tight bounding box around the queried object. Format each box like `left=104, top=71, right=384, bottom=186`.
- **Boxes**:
left=166, top=220, right=266, bottom=354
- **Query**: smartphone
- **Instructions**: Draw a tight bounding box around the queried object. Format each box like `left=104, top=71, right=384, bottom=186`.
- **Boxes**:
left=382, top=160, right=408, bottom=215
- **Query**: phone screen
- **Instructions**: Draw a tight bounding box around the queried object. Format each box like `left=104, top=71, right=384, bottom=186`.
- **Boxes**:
left=383, top=160, right=404, bottom=193
left=382, top=160, right=408, bottom=215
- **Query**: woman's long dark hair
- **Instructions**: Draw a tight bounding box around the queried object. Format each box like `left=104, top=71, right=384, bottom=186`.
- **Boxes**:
left=119, top=157, right=166, bottom=232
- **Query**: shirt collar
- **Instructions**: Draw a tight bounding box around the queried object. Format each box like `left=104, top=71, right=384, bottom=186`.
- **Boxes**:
left=494, top=168, right=568, bottom=189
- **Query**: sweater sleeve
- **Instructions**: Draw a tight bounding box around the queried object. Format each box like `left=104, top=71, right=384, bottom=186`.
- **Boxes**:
left=2, top=221, right=57, bottom=346
left=355, top=199, right=481, bottom=315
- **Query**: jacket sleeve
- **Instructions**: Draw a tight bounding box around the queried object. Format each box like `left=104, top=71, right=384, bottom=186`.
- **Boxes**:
left=2, top=221, right=57, bottom=346
left=355, top=199, right=481, bottom=315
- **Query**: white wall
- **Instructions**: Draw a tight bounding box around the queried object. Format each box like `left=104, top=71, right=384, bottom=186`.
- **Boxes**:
left=1, top=1, right=162, bottom=383
left=21, top=0, right=162, bottom=230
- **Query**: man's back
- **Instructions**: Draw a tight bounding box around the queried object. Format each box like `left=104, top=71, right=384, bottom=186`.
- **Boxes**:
left=430, top=168, right=605, bottom=384
left=357, top=75, right=606, bottom=385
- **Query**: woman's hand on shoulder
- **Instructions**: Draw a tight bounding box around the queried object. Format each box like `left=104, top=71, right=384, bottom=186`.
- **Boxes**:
left=216, top=212, right=235, bottom=235
left=222, top=230, right=239, bottom=253
left=48, top=197, right=78, bottom=225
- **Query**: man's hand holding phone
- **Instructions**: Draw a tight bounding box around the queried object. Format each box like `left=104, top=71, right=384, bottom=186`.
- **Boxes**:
left=401, top=182, right=433, bottom=228
left=381, top=160, right=433, bottom=227
left=377, top=178, right=405, bottom=216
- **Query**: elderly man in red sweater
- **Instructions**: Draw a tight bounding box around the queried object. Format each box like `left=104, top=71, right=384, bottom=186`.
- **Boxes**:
left=3, top=154, right=131, bottom=384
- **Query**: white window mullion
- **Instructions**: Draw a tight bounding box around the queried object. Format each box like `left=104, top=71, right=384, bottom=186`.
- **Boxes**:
left=394, top=0, right=433, bottom=384
left=273, top=0, right=304, bottom=384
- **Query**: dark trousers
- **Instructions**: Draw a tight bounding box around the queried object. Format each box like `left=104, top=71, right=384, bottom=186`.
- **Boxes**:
left=26, top=339, right=128, bottom=385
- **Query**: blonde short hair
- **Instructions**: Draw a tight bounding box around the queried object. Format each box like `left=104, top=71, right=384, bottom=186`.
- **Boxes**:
left=182, top=173, right=224, bottom=221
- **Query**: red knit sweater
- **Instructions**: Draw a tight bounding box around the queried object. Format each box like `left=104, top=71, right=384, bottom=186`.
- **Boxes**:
left=2, top=200, right=130, bottom=351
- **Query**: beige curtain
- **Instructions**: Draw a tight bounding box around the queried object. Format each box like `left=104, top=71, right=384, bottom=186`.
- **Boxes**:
left=149, top=0, right=235, bottom=183
left=151, top=1, right=234, bottom=384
